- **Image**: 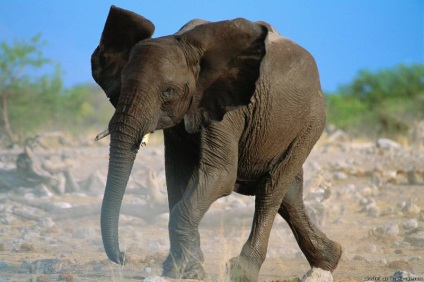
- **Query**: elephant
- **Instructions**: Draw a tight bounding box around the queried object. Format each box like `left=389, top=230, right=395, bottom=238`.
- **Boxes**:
left=91, top=5, right=342, bottom=281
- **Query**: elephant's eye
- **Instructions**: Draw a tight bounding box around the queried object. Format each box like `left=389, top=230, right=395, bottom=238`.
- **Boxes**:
left=162, top=87, right=176, bottom=97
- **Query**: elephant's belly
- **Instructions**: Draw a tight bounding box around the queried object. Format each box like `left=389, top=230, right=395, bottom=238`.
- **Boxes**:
left=236, top=132, right=295, bottom=186
left=233, top=179, right=257, bottom=196
left=237, top=142, right=285, bottom=180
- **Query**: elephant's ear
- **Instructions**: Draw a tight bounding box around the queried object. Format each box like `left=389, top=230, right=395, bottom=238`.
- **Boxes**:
left=91, top=5, right=154, bottom=108
left=180, top=19, right=268, bottom=133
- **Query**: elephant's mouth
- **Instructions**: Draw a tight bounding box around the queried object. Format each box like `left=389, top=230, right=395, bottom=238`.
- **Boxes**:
left=95, top=129, right=152, bottom=147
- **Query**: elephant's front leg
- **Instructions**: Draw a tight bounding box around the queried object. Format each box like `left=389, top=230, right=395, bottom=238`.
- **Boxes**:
left=163, top=127, right=239, bottom=280
left=162, top=127, right=205, bottom=279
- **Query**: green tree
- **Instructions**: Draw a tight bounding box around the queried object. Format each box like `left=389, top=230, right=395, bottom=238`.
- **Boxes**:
left=338, top=64, right=424, bottom=109
left=60, top=84, right=114, bottom=133
left=0, top=34, right=62, bottom=145
left=326, top=64, right=424, bottom=137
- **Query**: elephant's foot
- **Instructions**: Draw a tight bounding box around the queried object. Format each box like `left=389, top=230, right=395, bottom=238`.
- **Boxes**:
left=226, top=256, right=260, bottom=282
left=162, top=254, right=206, bottom=280
left=308, top=238, right=342, bottom=272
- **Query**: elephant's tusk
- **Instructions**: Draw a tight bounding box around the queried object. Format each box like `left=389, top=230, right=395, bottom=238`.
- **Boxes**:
left=94, top=129, right=110, bottom=141
left=95, top=129, right=151, bottom=147
left=141, top=133, right=151, bottom=147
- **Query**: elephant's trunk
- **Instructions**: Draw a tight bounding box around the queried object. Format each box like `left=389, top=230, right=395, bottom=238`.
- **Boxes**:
left=100, top=79, right=159, bottom=264
left=101, top=135, right=137, bottom=264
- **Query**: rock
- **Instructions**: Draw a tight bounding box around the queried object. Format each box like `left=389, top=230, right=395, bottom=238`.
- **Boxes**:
left=53, top=202, right=72, bottom=209
left=72, top=227, right=96, bottom=240
left=407, top=169, right=418, bottom=185
left=352, top=254, right=366, bottom=261
left=360, top=198, right=381, bottom=218
left=370, top=223, right=399, bottom=239
left=21, top=261, right=31, bottom=270
left=367, top=205, right=381, bottom=218
left=393, top=241, right=410, bottom=248
left=82, top=170, right=106, bottom=193
left=404, top=230, right=424, bottom=247
left=402, top=198, right=421, bottom=214
left=368, top=244, right=377, bottom=253
left=0, top=261, right=8, bottom=269
left=18, top=243, right=35, bottom=252
left=409, top=256, right=422, bottom=262
left=333, top=171, right=348, bottom=180
left=360, top=186, right=379, bottom=197
left=301, top=267, right=333, bottom=282
left=143, top=276, right=172, bottom=282
left=144, top=266, right=152, bottom=274
left=33, top=275, right=51, bottom=282
left=38, top=217, right=55, bottom=228
left=327, top=129, right=349, bottom=142
left=377, top=138, right=402, bottom=151
left=397, top=200, right=406, bottom=209
left=305, top=201, right=327, bottom=228
left=30, top=259, right=63, bottom=274
left=388, top=260, right=414, bottom=272
left=390, top=271, right=420, bottom=282
left=402, top=219, right=418, bottom=230
left=59, top=272, right=78, bottom=281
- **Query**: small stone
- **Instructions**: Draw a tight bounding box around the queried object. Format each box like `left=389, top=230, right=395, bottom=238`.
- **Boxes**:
left=409, top=256, right=422, bottom=262
left=35, top=275, right=51, bottom=282
left=379, top=258, right=387, bottom=265
left=352, top=254, right=366, bottom=261
left=394, top=249, right=404, bottom=255
left=390, top=271, right=419, bottom=282
left=404, top=230, right=424, bottom=247
left=301, top=267, right=333, bottom=282
left=144, top=266, right=152, bottom=273
left=93, top=263, right=103, bottom=271
left=397, top=201, right=406, bottom=209
left=59, top=272, right=77, bottom=282
left=367, top=205, right=381, bottom=218
left=402, top=199, right=421, bottom=214
left=53, top=202, right=72, bottom=209
left=333, top=172, right=348, bottom=180
left=393, top=241, right=411, bottom=248
left=0, top=261, right=8, bottom=269
left=407, top=170, right=418, bottom=185
left=39, top=217, right=55, bottom=228
left=18, top=243, right=35, bottom=252
left=30, top=259, right=62, bottom=274
left=361, top=186, right=379, bottom=197
left=403, top=219, right=418, bottom=230
left=387, top=260, right=414, bottom=272
left=368, top=244, right=377, bottom=253
left=143, top=276, right=172, bottom=282
left=376, top=138, right=402, bottom=150
left=21, top=261, right=31, bottom=270
left=370, top=223, right=399, bottom=239
left=327, top=129, right=349, bottom=142
left=72, top=227, right=95, bottom=240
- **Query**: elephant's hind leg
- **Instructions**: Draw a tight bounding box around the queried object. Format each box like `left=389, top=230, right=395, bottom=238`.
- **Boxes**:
left=279, top=170, right=342, bottom=271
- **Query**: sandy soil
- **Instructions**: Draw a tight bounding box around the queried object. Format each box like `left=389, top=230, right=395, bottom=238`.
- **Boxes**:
left=0, top=135, right=423, bottom=282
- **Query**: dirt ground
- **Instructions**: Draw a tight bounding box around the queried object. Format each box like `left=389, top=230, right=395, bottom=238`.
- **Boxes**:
left=0, top=134, right=423, bottom=282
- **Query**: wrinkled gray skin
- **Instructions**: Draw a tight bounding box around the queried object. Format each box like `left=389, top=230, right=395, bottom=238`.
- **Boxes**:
left=91, top=6, right=342, bottom=281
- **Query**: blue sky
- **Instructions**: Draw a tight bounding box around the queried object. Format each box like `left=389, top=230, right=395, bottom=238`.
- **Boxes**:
left=1, top=0, right=423, bottom=92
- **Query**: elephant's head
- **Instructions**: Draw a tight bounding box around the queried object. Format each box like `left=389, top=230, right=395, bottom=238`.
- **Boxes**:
left=92, top=6, right=268, bottom=264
